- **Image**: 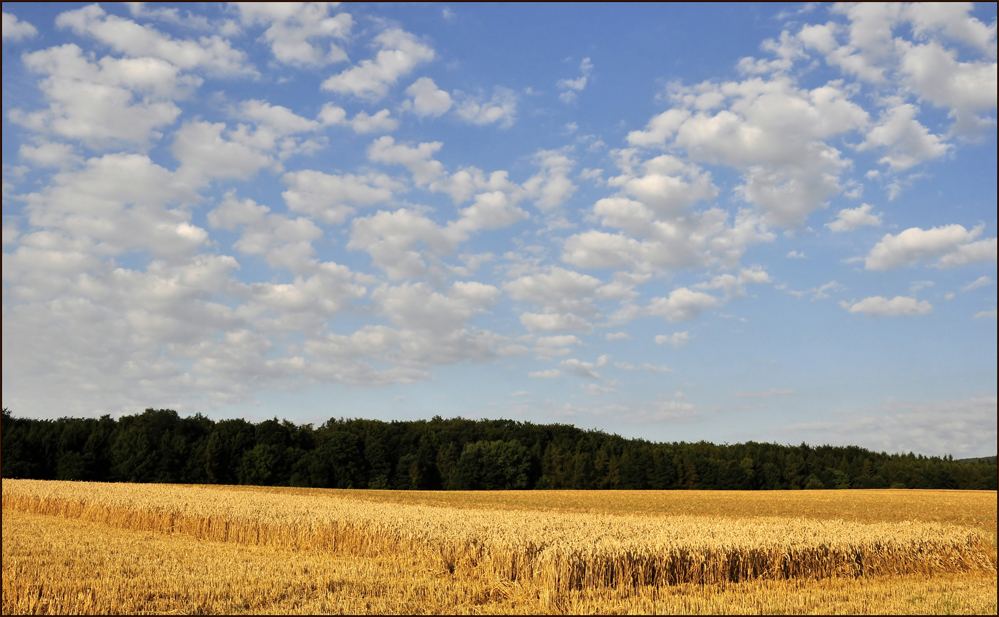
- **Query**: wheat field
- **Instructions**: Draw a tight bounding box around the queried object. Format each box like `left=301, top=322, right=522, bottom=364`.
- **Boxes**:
left=2, top=479, right=996, bottom=614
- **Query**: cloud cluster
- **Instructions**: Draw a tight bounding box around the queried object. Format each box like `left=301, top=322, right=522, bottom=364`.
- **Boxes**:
left=865, top=224, right=997, bottom=270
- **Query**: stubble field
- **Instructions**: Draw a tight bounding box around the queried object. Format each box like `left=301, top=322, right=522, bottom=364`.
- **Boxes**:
left=2, top=479, right=996, bottom=615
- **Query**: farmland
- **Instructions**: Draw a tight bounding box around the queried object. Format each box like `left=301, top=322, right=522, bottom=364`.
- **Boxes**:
left=2, top=480, right=997, bottom=614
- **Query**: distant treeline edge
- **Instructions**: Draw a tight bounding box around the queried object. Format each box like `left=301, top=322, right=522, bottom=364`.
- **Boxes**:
left=2, top=408, right=996, bottom=490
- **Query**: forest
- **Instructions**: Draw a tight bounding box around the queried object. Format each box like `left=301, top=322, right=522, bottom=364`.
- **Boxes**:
left=1, top=407, right=995, bottom=491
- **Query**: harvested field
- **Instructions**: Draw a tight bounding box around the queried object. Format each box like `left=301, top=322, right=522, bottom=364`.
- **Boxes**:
left=2, top=479, right=996, bottom=614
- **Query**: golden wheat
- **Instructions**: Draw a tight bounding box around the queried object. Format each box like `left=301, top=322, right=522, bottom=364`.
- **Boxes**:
left=3, top=479, right=994, bottom=594
left=5, top=508, right=996, bottom=615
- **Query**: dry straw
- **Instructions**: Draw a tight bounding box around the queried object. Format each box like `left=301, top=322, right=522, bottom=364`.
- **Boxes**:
left=3, top=479, right=994, bottom=593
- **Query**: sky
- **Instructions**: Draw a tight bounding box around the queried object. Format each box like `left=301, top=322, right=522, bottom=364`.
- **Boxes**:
left=2, top=3, right=996, bottom=458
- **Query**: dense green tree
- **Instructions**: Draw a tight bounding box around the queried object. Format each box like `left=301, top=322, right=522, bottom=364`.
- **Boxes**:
left=2, top=408, right=995, bottom=491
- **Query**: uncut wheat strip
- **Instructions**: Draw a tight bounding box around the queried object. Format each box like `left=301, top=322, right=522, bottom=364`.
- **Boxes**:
left=3, top=480, right=993, bottom=590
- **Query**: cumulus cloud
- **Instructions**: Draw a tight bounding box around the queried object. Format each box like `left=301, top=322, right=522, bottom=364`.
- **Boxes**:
left=235, top=2, right=352, bottom=65
left=3, top=11, right=38, bottom=41
left=240, top=99, right=319, bottom=135
left=557, top=57, right=593, bottom=104
left=347, top=209, right=461, bottom=279
left=454, top=87, right=518, bottom=128
left=281, top=169, right=397, bottom=224
left=647, top=287, right=719, bottom=322
left=321, top=28, right=434, bottom=100
left=827, top=203, right=882, bottom=232
left=629, top=77, right=868, bottom=227
left=207, top=191, right=326, bottom=273
left=961, top=275, right=994, bottom=293
left=607, top=153, right=718, bottom=217
left=404, top=77, right=453, bottom=117
left=865, top=223, right=996, bottom=270
left=522, top=149, right=577, bottom=211
left=529, top=369, right=560, bottom=379
left=561, top=357, right=602, bottom=380
left=840, top=296, right=932, bottom=316
left=9, top=44, right=189, bottom=147
left=171, top=121, right=272, bottom=181
left=654, top=331, right=689, bottom=347
left=348, top=109, right=399, bottom=134
left=505, top=267, right=602, bottom=332
left=693, top=266, right=771, bottom=300
left=564, top=206, right=773, bottom=273
left=533, top=335, right=582, bottom=359
left=19, top=142, right=80, bottom=168
left=859, top=103, right=950, bottom=171
left=56, top=4, right=252, bottom=75
left=784, top=280, right=846, bottom=301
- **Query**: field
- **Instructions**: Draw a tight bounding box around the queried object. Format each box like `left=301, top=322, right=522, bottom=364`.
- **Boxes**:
left=2, top=480, right=996, bottom=615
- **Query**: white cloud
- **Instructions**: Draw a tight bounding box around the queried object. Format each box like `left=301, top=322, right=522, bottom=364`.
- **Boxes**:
left=235, top=2, right=352, bottom=66
left=607, top=154, right=718, bottom=217
left=605, top=331, right=630, bottom=340
left=782, top=395, right=997, bottom=458
left=564, top=206, right=773, bottom=273
left=787, top=250, right=806, bottom=259
left=519, top=312, right=593, bottom=332
left=374, top=280, right=499, bottom=333
left=974, top=308, right=997, bottom=320
left=454, top=87, right=518, bottom=128
left=865, top=223, right=996, bottom=270
left=404, top=77, right=453, bottom=117
left=347, top=209, right=461, bottom=280
left=561, top=357, right=601, bottom=380
left=367, top=136, right=445, bottom=186
left=629, top=77, right=868, bottom=226
left=557, top=57, right=592, bottom=104
left=281, top=169, right=397, bottom=224
left=937, top=238, right=998, bottom=268
left=240, top=100, right=319, bottom=135
left=19, top=142, right=80, bottom=168
left=529, top=369, right=560, bottom=379
left=826, top=203, right=882, bottom=232
left=648, top=287, right=719, bottom=322
left=10, top=44, right=187, bottom=147
left=522, top=149, right=577, bottom=211
left=961, top=275, right=994, bottom=293
left=56, top=4, right=252, bottom=75
left=533, top=335, right=582, bottom=358
left=898, top=39, right=997, bottom=135
left=454, top=190, right=528, bottom=232
left=321, top=28, right=434, bottom=100
left=504, top=266, right=601, bottom=317
left=654, top=331, right=689, bottom=347
left=348, top=109, right=399, bottom=134
left=784, top=280, right=846, bottom=301
left=840, top=296, right=933, bottom=316
left=171, top=121, right=272, bottom=181
left=693, top=266, right=771, bottom=299
left=3, top=11, right=38, bottom=41
left=207, top=191, right=325, bottom=274
left=318, top=103, right=347, bottom=126
left=859, top=103, right=949, bottom=171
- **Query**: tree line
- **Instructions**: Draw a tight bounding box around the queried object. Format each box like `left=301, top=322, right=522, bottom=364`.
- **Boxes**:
left=1, top=407, right=995, bottom=491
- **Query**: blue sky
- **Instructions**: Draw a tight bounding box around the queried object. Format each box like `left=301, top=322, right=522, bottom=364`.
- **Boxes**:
left=2, top=2, right=996, bottom=457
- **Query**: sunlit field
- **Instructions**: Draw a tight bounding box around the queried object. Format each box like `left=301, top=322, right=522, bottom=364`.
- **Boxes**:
left=3, top=480, right=996, bottom=615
